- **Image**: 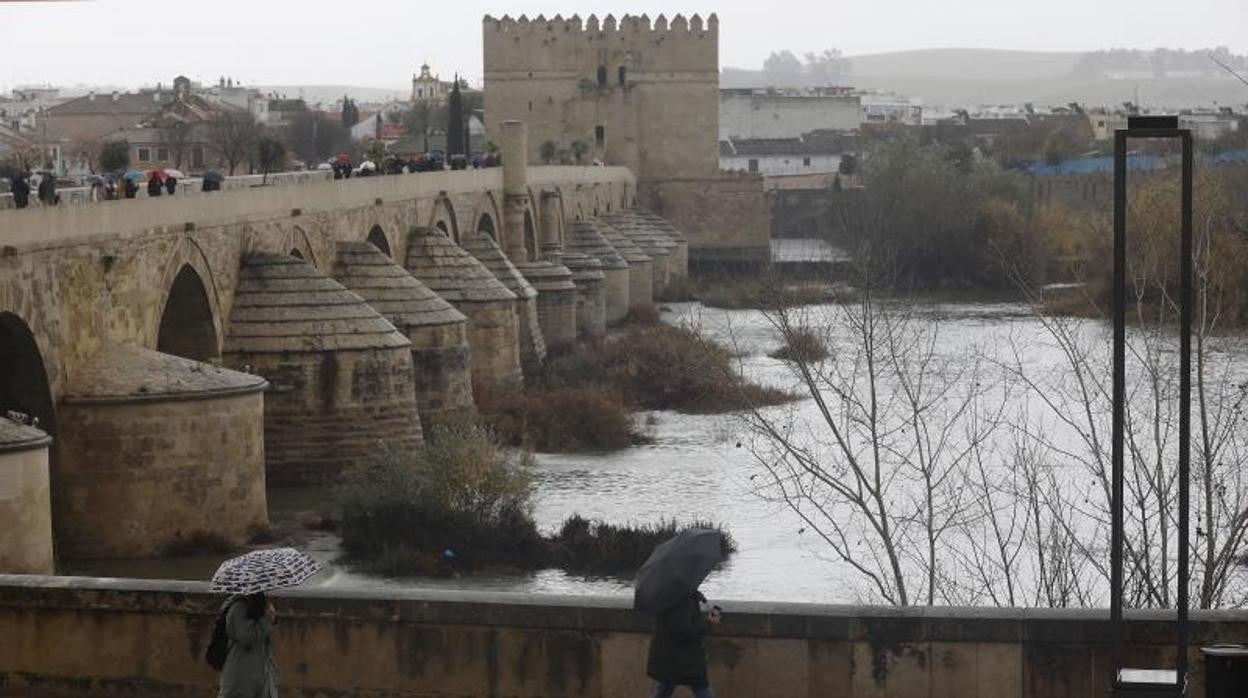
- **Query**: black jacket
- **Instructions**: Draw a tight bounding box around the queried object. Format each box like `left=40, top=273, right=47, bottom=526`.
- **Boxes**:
left=646, top=591, right=711, bottom=686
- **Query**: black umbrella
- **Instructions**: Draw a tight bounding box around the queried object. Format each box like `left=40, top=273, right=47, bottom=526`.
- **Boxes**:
left=201, top=171, right=224, bottom=184
left=634, top=528, right=723, bottom=616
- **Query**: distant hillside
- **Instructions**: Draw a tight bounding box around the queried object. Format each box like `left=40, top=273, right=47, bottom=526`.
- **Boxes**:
left=252, top=84, right=406, bottom=107
left=722, top=48, right=1248, bottom=109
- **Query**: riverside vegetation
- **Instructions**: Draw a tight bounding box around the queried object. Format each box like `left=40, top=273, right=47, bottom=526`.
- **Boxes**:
left=480, top=304, right=793, bottom=452
left=335, top=424, right=735, bottom=577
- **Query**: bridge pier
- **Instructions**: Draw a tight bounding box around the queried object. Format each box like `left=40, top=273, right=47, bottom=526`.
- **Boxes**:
left=333, top=241, right=476, bottom=431
left=0, top=418, right=54, bottom=574
left=598, top=220, right=655, bottom=309
left=405, top=226, right=524, bottom=397
left=562, top=252, right=608, bottom=340
left=519, top=259, right=578, bottom=355
left=223, top=254, right=423, bottom=485
left=460, top=231, right=547, bottom=381
left=54, top=345, right=268, bottom=558
left=566, top=221, right=632, bottom=324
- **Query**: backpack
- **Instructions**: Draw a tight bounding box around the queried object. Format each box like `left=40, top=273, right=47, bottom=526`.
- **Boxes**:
left=205, top=601, right=236, bottom=671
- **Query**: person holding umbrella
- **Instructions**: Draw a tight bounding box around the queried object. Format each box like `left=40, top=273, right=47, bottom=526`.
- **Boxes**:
left=635, top=528, right=725, bottom=698
left=208, top=547, right=322, bottom=698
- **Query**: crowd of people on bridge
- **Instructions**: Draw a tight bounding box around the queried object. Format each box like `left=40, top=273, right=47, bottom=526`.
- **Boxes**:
left=328, top=150, right=500, bottom=180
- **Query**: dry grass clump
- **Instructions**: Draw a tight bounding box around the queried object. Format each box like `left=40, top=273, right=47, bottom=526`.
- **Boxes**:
left=547, top=515, right=738, bottom=577
left=769, top=327, right=830, bottom=363
left=480, top=385, right=642, bottom=453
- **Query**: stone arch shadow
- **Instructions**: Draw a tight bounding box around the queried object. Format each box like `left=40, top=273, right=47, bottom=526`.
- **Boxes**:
left=286, top=226, right=319, bottom=268
left=367, top=224, right=392, bottom=257
left=154, top=237, right=224, bottom=362
left=0, top=312, right=57, bottom=436
left=429, top=194, right=460, bottom=243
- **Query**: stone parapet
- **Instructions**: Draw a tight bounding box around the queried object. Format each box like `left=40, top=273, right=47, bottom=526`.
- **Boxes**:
left=2, top=575, right=1247, bottom=697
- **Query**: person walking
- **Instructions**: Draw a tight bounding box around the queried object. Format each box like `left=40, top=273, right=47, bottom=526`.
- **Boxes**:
left=165, top=176, right=177, bottom=195
left=36, top=173, right=57, bottom=207
left=645, top=589, right=720, bottom=698
left=217, top=592, right=278, bottom=698
left=10, top=172, right=30, bottom=209
left=147, top=175, right=163, bottom=197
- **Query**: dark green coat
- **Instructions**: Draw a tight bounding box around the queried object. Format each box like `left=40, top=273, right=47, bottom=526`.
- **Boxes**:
left=646, top=593, right=712, bottom=685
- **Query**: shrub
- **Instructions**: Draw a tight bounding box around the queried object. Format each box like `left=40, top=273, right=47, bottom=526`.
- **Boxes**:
left=770, top=327, right=829, bottom=363
left=622, top=302, right=662, bottom=326
left=481, top=385, right=641, bottom=452
left=336, top=428, right=545, bottom=574
left=162, top=530, right=236, bottom=557
left=548, top=514, right=738, bottom=577
left=548, top=322, right=793, bottom=413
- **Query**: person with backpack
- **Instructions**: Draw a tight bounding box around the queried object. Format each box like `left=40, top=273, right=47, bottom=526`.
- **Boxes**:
left=211, top=592, right=278, bottom=698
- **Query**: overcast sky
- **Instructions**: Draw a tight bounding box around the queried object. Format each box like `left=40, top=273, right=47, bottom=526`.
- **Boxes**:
left=2, top=0, right=1245, bottom=91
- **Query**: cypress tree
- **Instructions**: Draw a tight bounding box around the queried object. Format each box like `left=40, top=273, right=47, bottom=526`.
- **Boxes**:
left=447, top=75, right=464, bottom=156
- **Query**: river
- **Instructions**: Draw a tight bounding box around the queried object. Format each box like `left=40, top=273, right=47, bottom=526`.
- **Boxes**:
left=65, top=300, right=1248, bottom=607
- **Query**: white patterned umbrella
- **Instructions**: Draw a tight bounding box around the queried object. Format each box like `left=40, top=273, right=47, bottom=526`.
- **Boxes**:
left=210, top=548, right=323, bottom=595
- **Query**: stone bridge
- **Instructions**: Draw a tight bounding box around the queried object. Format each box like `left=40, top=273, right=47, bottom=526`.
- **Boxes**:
left=0, top=124, right=690, bottom=571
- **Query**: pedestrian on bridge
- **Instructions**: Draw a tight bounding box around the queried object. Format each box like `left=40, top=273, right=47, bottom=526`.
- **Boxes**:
left=10, top=173, right=30, bottom=209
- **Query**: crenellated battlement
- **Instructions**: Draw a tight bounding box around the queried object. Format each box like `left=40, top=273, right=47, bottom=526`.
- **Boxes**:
left=483, top=12, right=718, bottom=37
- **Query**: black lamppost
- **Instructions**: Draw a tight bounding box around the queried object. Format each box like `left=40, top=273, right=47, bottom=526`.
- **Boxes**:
left=1110, top=115, right=1193, bottom=698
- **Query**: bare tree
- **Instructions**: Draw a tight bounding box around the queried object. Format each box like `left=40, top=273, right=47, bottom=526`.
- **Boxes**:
left=158, top=118, right=195, bottom=169
left=208, top=109, right=259, bottom=175
left=741, top=264, right=1003, bottom=606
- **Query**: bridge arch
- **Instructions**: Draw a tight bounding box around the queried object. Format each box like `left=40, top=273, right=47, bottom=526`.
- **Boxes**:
left=476, top=211, right=497, bottom=240
left=154, top=237, right=223, bottom=361
left=286, top=226, right=318, bottom=268
left=0, top=312, right=57, bottom=437
left=429, top=195, right=459, bottom=243
left=366, top=225, right=392, bottom=257
left=157, top=265, right=220, bottom=363
left=523, top=208, right=537, bottom=260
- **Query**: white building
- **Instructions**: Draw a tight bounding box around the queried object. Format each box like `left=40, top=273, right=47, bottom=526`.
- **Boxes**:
left=858, top=91, right=923, bottom=126
left=719, top=88, right=861, bottom=140
left=720, top=134, right=851, bottom=176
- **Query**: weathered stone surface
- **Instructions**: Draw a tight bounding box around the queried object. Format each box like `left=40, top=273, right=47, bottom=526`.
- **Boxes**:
left=519, top=259, right=578, bottom=355
left=405, top=226, right=523, bottom=394
left=565, top=220, right=632, bottom=323
left=0, top=418, right=53, bottom=575
left=224, top=254, right=423, bottom=485
left=459, top=231, right=548, bottom=380
left=596, top=220, right=654, bottom=308
left=607, top=209, right=689, bottom=290
left=601, top=213, right=674, bottom=296
left=333, top=241, right=474, bottom=428
left=55, top=344, right=268, bottom=557
left=562, top=252, right=606, bottom=340
left=4, top=577, right=1248, bottom=698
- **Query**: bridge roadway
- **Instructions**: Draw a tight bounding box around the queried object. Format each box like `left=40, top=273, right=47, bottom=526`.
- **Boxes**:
left=0, top=164, right=636, bottom=565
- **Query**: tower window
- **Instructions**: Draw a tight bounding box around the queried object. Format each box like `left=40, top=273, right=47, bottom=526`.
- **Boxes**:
left=618, top=66, right=627, bottom=86
left=595, top=125, right=605, bottom=148
left=597, top=65, right=607, bottom=87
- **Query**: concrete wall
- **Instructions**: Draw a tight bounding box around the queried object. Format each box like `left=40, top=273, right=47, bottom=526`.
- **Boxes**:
left=719, top=91, right=862, bottom=140
left=1, top=575, right=1246, bottom=697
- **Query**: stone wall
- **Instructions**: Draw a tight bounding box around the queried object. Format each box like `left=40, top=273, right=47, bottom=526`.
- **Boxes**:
left=53, top=388, right=268, bottom=558
left=641, top=174, right=771, bottom=268
left=1, top=576, right=1246, bottom=698
left=0, top=426, right=53, bottom=575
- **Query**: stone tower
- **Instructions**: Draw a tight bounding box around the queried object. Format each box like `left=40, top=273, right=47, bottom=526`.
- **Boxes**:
left=482, top=13, right=719, bottom=180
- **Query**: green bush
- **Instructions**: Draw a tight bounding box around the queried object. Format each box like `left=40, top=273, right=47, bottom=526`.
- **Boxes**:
left=548, top=515, right=738, bottom=576
left=336, top=427, right=545, bottom=575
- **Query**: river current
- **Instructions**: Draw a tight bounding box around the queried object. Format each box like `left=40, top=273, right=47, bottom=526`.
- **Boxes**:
left=67, top=300, right=1247, bottom=607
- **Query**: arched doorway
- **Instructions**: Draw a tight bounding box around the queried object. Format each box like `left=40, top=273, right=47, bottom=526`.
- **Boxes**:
left=0, top=313, right=56, bottom=436
left=367, top=225, right=391, bottom=257
left=523, top=210, right=537, bottom=261
left=157, top=265, right=219, bottom=362
left=477, top=212, right=496, bottom=240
